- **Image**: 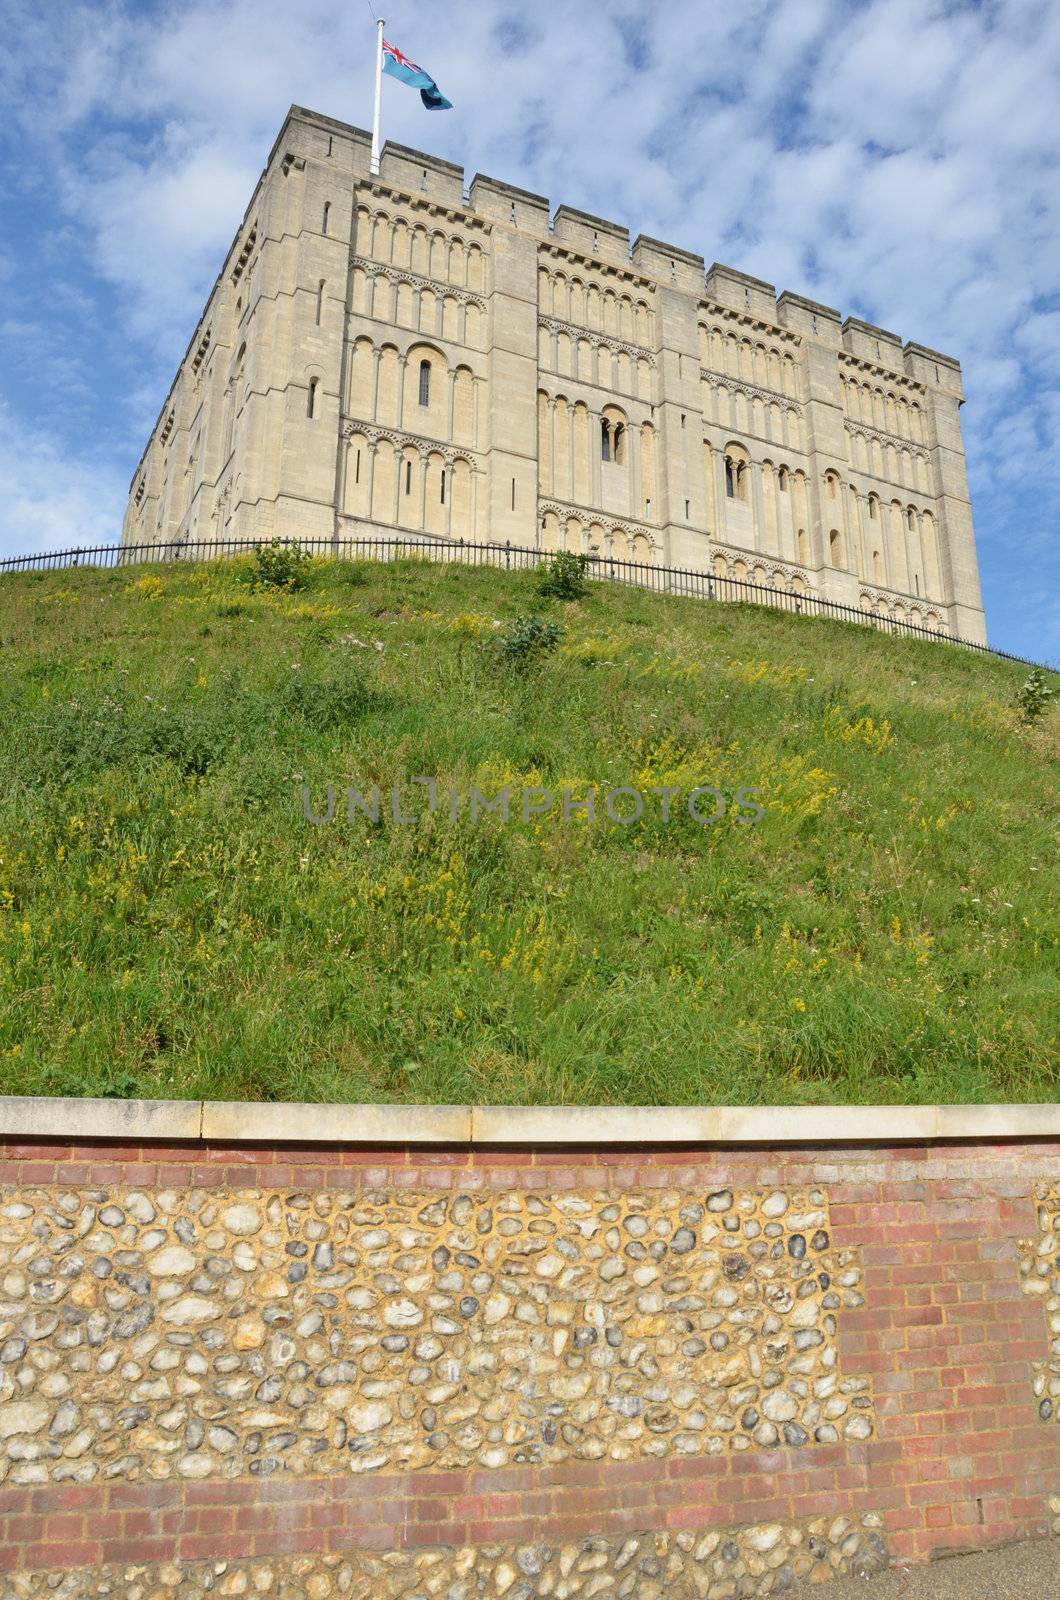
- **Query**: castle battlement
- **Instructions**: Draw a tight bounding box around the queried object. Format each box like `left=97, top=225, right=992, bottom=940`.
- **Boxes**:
left=123, top=104, right=985, bottom=642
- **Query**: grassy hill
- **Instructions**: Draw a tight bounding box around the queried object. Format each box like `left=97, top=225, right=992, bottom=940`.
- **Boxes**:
left=0, top=551, right=1056, bottom=1107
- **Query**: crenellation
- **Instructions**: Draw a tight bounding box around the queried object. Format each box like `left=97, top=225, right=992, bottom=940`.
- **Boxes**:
left=379, top=138, right=465, bottom=207
left=776, top=291, right=843, bottom=345
left=842, top=316, right=904, bottom=369
left=904, top=341, right=964, bottom=397
left=706, top=263, right=779, bottom=323
left=469, top=173, right=551, bottom=234
left=552, top=204, right=631, bottom=265
left=633, top=234, right=705, bottom=292
left=121, top=103, right=986, bottom=644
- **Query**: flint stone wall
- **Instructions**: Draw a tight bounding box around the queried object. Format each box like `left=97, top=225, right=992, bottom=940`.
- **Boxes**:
left=0, top=1106, right=1057, bottom=1597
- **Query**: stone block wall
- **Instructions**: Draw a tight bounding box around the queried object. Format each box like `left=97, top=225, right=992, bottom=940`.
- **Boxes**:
left=0, top=1119, right=1057, bottom=1597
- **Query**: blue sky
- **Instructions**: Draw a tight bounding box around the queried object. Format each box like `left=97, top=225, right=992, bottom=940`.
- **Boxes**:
left=1, top=0, right=1058, bottom=661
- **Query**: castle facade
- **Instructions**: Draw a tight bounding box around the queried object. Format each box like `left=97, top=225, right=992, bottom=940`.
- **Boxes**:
left=122, top=105, right=986, bottom=642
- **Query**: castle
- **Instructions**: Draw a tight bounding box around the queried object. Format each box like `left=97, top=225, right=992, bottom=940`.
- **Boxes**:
left=122, top=105, right=987, bottom=643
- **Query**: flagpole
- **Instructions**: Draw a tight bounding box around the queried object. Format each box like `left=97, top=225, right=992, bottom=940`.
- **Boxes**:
left=370, top=16, right=385, bottom=176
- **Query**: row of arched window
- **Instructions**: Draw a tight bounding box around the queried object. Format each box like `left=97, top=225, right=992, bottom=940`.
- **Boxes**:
left=349, top=337, right=478, bottom=449
left=823, top=471, right=942, bottom=597
left=703, top=380, right=802, bottom=451
left=706, top=442, right=945, bottom=603
left=537, top=392, right=656, bottom=518
left=342, top=435, right=478, bottom=537
left=357, top=206, right=486, bottom=290
left=698, top=324, right=800, bottom=400
left=352, top=267, right=483, bottom=348
left=539, top=325, right=654, bottom=402
left=538, top=268, right=653, bottom=344
left=846, top=428, right=930, bottom=493
left=841, top=374, right=925, bottom=442
left=540, top=511, right=654, bottom=564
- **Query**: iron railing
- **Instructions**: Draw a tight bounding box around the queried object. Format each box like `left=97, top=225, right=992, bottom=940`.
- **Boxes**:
left=0, top=533, right=1052, bottom=672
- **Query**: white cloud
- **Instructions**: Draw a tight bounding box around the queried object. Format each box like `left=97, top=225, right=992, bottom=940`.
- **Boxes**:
left=0, top=403, right=126, bottom=553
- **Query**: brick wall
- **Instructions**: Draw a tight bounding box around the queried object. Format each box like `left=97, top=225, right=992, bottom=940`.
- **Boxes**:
left=0, top=1130, right=1057, bottom=1597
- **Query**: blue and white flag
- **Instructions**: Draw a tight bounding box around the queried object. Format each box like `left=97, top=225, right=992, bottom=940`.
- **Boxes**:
left=382, top=39, right=453, bottom=110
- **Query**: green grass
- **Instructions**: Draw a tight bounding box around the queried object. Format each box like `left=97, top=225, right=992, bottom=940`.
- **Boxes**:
left=0, top=553, right=1056, bottom=1107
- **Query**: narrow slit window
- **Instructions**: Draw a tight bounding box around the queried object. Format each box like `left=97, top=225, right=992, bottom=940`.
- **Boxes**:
left=440, top=471, right=446, bottom=505
left=307, top=377, right=318, bottom=419
left=419, top=360, right=431, bottom=407
left=315, top=280, right=325, bottom=325
left=405, top=459, right=412, bottom=495
left=601, top=419, right=611, bottom=462
left=355, top=449, right=361, bottom=485
left=725, top=459, right=735, bottom=497
left=511, top=477, right=516, bottom=510
left=322, top=202, right=331, bottom=235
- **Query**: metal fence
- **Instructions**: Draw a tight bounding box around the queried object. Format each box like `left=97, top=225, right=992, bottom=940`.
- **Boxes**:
left=0, top=532, right=1052, bottom=673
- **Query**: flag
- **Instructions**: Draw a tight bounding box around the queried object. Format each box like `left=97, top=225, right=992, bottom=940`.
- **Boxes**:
left=382, top=40, right=453, bottom=110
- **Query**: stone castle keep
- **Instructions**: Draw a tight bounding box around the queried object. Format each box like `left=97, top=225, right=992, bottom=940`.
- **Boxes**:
left=122, top=105, right=987, bottom=644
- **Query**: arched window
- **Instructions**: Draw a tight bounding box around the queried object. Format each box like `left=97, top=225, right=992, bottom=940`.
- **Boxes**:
left=418, top=359, right=431, bottom=407
left=725, top=449, right=749, bottom=502
left=907, top=507, right=916, bottom=531
left=307, top=377, right=318, bottom=419
left=601, top=418, right=611, bottom=461
left=613, top=423, right=624, bottom=464
left=829, top=529, right=842, bottom=566
left=779, top=466, right=789, bottom=492
left=825, top=473, right=838, bottom=499
left=322, top=202, right=331, bottom=235
left=868, top=495, right=879, bottom=521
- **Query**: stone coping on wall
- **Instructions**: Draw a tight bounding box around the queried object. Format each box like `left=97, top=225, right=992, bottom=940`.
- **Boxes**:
left=0, top=1096, right=1056, bottom=1145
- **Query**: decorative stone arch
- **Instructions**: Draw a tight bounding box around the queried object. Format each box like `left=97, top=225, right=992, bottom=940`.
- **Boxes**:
left=342, top=430, right=372, bottom=518
left=410, top=225, right=430, bottom=276
left=371, top=271, right=392, bottom=321
left=424, top=450, right=448, bottom=534
left=429, top=230, right=448, bottom=279
left=635, top=299, right=651, bottom=344
left=390, top=217, right=409, bottom=267
left=601, top=402, right=629, bottom=465
left=553, top=271, right=569, bottom=320
left=453, top=365, right=475, bottom=447
left=372, top=210, right=392, bottom=260
left=402, top=342, right=449, bottom=435
left=349, top=336, right=375, bottom=416
left=724, top=440, right=751, bottom=501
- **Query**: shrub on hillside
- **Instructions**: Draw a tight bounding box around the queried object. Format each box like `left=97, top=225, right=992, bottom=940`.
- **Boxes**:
left=537, top=550, right=590, bottom=601
left=492, top=615, right=561, bottom=669
left=251, top=540, right=311, bottom=591
left=1015, top=668, right=1055, bottom=724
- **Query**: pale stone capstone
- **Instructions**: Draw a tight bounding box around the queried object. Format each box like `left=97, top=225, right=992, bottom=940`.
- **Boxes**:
left=121, top=105, right=986, bottom=645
